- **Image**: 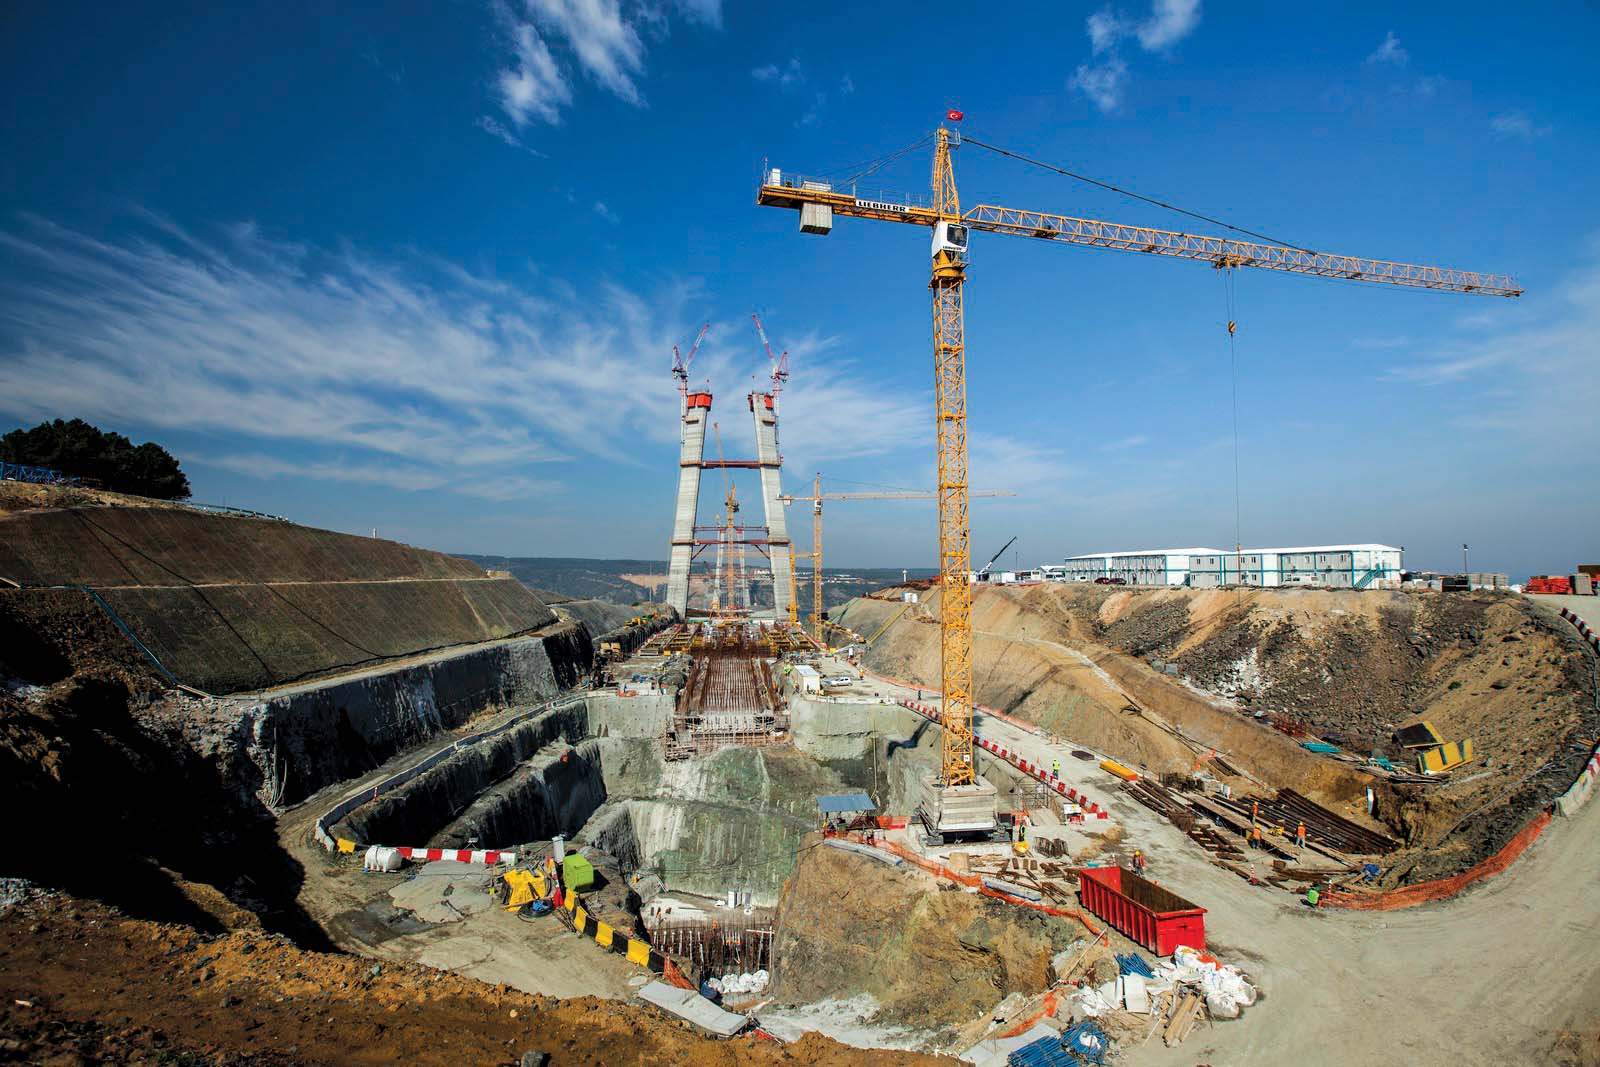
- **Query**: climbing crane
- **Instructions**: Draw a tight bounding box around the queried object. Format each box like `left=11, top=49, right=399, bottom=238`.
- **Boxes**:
left=752, top=312, right=790, bottom=410
left=709, top=422, right=740, bottom=616
left=757, top=118, right=1521, bottom=836
left=779, top=474, right=1014, bottom=646
left=671, top=324, right=710, bottom=416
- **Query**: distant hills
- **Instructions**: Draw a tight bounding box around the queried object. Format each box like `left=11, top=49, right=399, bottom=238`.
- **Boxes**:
left=458, top=555, right=935, bottom=609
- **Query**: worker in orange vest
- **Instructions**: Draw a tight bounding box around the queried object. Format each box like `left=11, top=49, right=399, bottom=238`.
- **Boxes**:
left=1251, top=825, right=1264, bottom=850
left=1296, top=821, right=1307, bottom=850
left=1251, top=800, right=1260, bottom=826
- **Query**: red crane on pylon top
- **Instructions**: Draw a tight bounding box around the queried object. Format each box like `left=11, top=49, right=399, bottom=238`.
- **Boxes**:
left=751, top=312, right=789, bottom=405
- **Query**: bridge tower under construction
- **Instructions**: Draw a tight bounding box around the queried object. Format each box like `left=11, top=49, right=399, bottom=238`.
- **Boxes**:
left=666, top=389, right=712, bottom=616
left=750, top=391, right=793, bottom=622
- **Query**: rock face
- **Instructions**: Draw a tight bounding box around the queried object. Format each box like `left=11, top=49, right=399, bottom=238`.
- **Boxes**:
left=772, top=844, right=1082, bottom=1028
left=242, top=626, right=593, bottom=808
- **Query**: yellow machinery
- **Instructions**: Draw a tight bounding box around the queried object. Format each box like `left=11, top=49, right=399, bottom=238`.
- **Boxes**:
left=1418, top=739, right=1476, bottom=775
left=500, top=867, right=547, bottom=911
left=757, top=120, right=1521, bottom=819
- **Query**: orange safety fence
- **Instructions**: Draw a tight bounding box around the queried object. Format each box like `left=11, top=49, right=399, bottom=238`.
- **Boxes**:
left=1322, top=811, right=1551, bottom=911
left=823, top=829, right=1102, bottom=937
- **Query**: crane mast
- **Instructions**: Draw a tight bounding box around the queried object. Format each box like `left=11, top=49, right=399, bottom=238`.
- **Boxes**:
left=928, top=127, right=976, bottom=787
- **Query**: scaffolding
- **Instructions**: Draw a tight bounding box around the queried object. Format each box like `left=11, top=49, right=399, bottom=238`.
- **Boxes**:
left=665, top=623, right=790, bottom=760
left=644, top=912, right=775, bottom=977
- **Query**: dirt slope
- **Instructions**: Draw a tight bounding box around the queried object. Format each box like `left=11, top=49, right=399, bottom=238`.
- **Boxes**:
left=772, top=843, right=1084, bottom=1031
left=0, top=892, right=954, bottom=1067
left=0, top=500, right=557, bottom=693
left=838, top=584, right=1598, bottom=882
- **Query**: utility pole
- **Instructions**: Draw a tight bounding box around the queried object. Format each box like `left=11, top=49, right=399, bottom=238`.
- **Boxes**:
left=1462, top=543, right=1469, bottom=575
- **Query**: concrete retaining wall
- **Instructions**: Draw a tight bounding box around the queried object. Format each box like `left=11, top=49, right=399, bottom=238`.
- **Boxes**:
left=251, top=628, right=591, bottom=808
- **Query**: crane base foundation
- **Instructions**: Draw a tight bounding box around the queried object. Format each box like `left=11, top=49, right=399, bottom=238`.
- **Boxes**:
left=917, top=776, right=998, bottom=841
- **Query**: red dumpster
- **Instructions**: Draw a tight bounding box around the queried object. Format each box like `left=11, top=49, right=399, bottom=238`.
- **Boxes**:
left=1077, top=866, right=1206, bottom=955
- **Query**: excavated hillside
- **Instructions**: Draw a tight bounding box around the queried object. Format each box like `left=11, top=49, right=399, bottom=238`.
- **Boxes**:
left=0, top=491, right=558, bottom=693
left=773, top=844, right=1084, bottom=1032
left=837, top=584, right=1598, bottom=883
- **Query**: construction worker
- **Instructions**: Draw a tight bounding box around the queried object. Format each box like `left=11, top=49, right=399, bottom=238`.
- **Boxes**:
left=1051, top=757, right=1061, bottom=780
left=1296, top=821, right=1307, bottom=850
left=1304, top=885, right=1320, bottom=908
left=1132, top=848, right=1145, bottom=875
left=1250, top=799, right=1260, bottom=826
left=1251, top=825, right=1264, bottom=851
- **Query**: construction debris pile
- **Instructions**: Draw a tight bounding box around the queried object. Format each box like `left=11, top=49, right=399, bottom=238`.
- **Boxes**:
left=1068, top=945, right=1258, bottom=1037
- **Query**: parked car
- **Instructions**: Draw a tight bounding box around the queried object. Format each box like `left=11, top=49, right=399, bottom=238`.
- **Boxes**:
left=1093, top=577, right=1127, bottom=585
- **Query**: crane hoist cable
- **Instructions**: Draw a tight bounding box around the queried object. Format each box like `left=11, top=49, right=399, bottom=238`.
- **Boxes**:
left=1222, top=266, right=1243, bottom=557
left=961, top=135, right=1312, bottom=252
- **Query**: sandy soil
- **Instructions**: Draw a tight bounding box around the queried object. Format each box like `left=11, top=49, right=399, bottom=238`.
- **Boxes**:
left=846, top=655, right=1600, bottom=1066
left=0, top=893, right=956, bottom=1066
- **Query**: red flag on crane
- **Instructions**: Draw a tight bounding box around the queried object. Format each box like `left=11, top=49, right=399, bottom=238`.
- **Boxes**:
left=946, top=109, right=964, bottom=121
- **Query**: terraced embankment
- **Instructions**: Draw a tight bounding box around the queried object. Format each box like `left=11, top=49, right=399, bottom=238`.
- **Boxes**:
left=0, top=504, right=558, bottom=693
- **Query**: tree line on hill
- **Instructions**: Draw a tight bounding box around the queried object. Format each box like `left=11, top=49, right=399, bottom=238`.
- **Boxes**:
left=1, top=419, right=190, bottom=500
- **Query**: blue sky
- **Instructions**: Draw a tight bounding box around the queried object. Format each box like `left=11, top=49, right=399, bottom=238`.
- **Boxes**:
left=1, top=2, right=1596, bottom=579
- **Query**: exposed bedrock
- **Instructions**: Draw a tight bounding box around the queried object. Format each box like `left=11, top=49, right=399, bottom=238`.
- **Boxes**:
left=245, top=626, right=592, bottom=808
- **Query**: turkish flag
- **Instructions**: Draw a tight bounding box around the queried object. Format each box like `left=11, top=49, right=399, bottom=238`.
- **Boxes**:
left=946, top=109, right=964, bottom=121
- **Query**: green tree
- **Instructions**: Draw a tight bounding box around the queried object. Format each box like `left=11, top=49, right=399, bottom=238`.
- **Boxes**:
left=0, top=419, right=191, bottom=499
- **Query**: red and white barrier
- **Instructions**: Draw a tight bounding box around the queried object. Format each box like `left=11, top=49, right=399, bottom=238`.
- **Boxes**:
left=900, top=700, right=1111, bottom=820
left=394, top=846, right=516, bottom=865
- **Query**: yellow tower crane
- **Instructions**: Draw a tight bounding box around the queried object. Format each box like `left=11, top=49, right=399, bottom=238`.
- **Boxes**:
left=757, top=119, right=1521, bottom=836
left=779, top=474, right=1014, bottom=647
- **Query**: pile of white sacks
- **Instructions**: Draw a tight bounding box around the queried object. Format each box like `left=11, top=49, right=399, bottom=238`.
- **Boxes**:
left=1069, top=946, right=1258, bottom=1021
left=707, top=969, right=770, bottom=997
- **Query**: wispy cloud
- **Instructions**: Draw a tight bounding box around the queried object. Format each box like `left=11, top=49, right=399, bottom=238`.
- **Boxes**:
left=751, top=57, right=804, bottom=88
left=475, top=114, right=549, bottom=156
left=1070, top=1, right=1201, bottom=114
left=0, top=214, right=923, bottom=502
left=593, top=200, right=620, bottom=224
left=1490, top=110, right=1550, bottom=139
left=1366, top=31, right=1408, bottom=66
left=1382, top=237, right=1600, bottom=450
left=1096, top=434, right=1149, bottom=453
left=751, top=56, right=848, bottom=127
left=488, top=0, right=720, bottom=129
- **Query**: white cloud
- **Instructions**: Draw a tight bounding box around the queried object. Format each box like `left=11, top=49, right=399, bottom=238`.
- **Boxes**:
left=1135, top=0, right=1201, bottom=50
left=0, top=215, right=923, bottom=503
left=489, top=0, right=719, bottom=127
left=1071, top=56, right=1128, bottom=113
left=839, top=74, right=854, bottom=95
left=493, top=12, right=572, bottom=126
left=1382, top=237, right=1600, bottom=451
left=1366, top=31, right=1408, bottom=66
left=593, top=200, right=620, bottom=224
left=475, top=114, right=549, bottom=156
left=1490, top=110, right=1550, bottom=139
left=670, top=0, right=722, bottom=28
left=752, top=57, right=804, bottom=88
left=1071, top=1, right=1199, bottom=112
left=527, top=0, right=645, bottom=105
left=1096, top=434, right=1149, bottom=452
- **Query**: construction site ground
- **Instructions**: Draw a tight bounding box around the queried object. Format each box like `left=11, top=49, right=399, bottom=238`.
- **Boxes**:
left=0, top=889, right=954, bottom=1067
left=827, top=639, right=1600, bottom=1065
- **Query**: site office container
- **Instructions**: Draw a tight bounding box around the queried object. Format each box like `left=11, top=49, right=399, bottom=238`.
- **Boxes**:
left=1077, top=866, right=1206, bottom=955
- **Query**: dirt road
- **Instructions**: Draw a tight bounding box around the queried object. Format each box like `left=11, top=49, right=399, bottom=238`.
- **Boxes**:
left=850, top=661, right=1600, bottom=1065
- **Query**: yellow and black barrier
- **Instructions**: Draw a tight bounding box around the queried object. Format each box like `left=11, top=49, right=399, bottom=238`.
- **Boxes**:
left=560, top=892, right=671, bottom=975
